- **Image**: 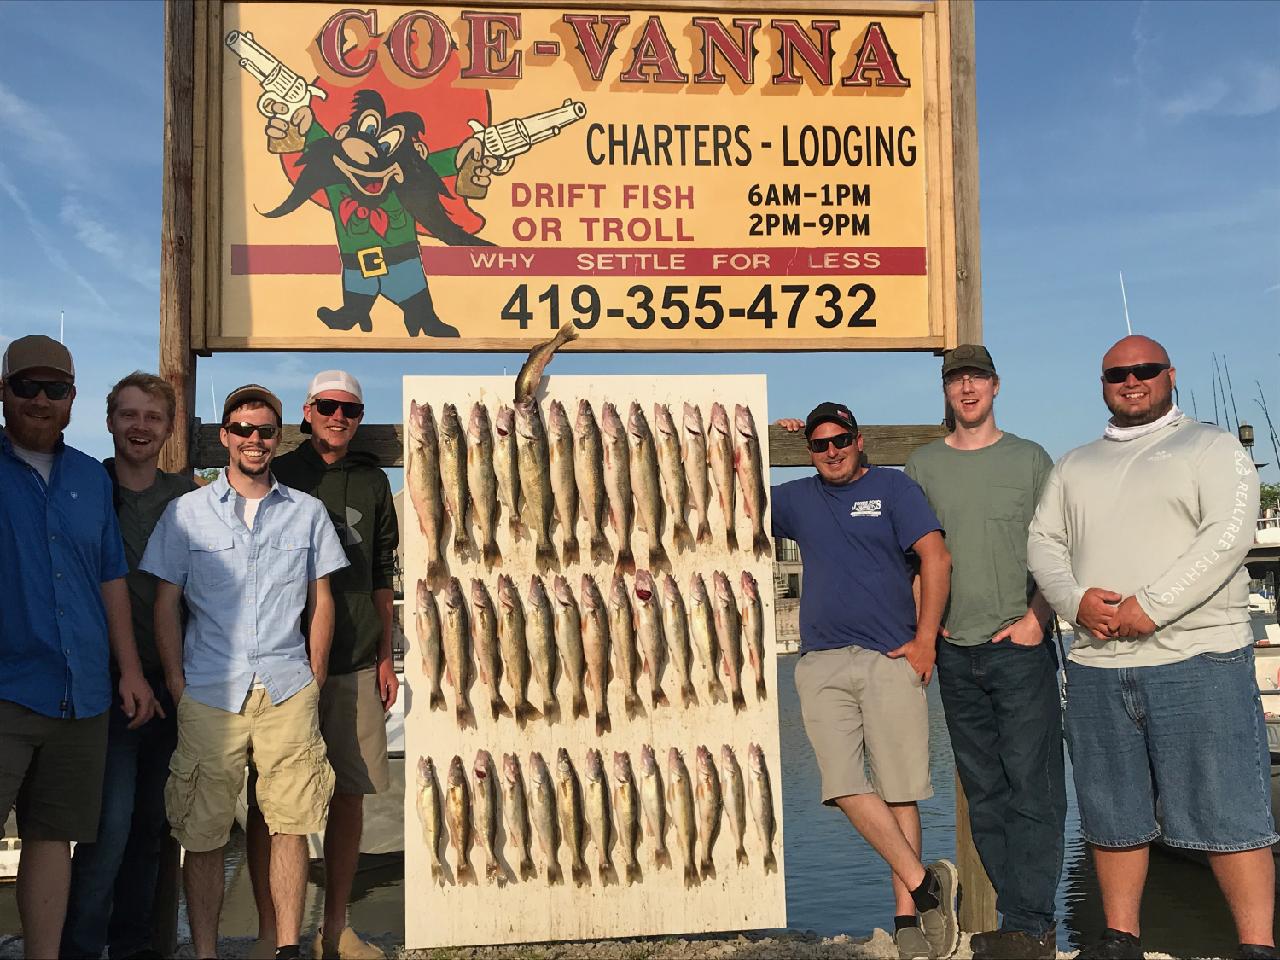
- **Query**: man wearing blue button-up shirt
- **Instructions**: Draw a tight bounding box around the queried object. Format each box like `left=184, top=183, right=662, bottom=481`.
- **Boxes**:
left=0, top=335, right=159, bottom=960
left=142, top=384, right=348, bottom=960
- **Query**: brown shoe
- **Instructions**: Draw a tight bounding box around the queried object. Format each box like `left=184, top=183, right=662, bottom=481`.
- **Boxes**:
left=312, top=927, right=386, bottom=960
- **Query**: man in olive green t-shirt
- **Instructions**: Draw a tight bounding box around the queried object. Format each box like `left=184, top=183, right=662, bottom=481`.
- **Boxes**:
left=904, top=345, right=1066, bottom=960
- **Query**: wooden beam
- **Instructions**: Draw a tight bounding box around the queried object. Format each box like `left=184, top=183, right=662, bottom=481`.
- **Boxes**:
left=948, top=0, right=983, bottom=347
left=193, top=422, right=947, bottom=469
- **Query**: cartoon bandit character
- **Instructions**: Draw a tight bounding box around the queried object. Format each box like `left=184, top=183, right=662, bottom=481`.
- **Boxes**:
left=261, top=92, right=499, bottom=338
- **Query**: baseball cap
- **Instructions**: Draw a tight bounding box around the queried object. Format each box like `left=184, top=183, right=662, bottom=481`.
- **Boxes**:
left=804, top=401, right=859, bottom=438
left=222, top=384, right=283, bottom=424
left=305, top=370, right=363, bottom=403
left=941, top=343, right=996, bottom=377
left=2, top=335, right=75, bottom=380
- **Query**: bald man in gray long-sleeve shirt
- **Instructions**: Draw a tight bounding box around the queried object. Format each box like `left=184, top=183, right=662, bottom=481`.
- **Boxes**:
left=1027, top=335, right=1274, bottom=960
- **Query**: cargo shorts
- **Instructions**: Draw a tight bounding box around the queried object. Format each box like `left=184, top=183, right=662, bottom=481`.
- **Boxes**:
left=794, top=644, right=933, bottom=805
left=165, top=683, right=334, bottom=852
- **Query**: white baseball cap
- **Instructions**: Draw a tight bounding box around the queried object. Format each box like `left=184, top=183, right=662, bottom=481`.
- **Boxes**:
left=305, top=370, right=363, bottom=403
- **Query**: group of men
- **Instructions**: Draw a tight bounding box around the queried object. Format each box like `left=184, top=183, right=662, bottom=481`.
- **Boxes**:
left=1, top=335, right=396, bottom=960
left=775, top=335, right=1273, bottom=960
left=0, top=330, right=1274, bottom=960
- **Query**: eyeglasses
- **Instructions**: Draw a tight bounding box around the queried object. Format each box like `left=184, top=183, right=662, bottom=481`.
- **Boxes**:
left=311, top=398, right=365, bottom=418
left=808, top=432, right=857, bottom=453
left=225, top=421, right=279, bottom=439
left=6, top=377, right=74, bottom=401
left=1102, top=362, right=1170, bottom=384
left=943, top=371, right=994, bottom=387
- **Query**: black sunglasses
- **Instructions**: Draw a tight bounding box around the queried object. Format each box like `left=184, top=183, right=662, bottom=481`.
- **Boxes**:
left=7, top=377, right=74, bottom=401
left=1102, top=362, right=1170, bottom=384
left=225, top=421, right=279, bottom=439
left=311, top=398, right=365, bottom=418
left=808, top=432, right=857, bottom=453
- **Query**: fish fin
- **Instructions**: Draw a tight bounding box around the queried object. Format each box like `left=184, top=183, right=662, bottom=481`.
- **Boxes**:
left=709, top=678, right=728, bottom=704
left=483, top=539, right=501, bottom=566
left=683, top=863, right=699, bottom=888
left=457, top=862, right=477, bottom=886
left=507, top=516, right=523, bottom=538
left=431, top=862, right=444, bottom=885
left=547, top=861, right=563, bottom=885
left=486, top=858, right=502, bottom=884
left=656, top=847, right=672, bottom=870
left=572, top=863, right=590, bottom=887
left=562, top=535, right=580, bottom=565
left=572, top=692, right=588, bottom=719
left=601, top=863, right=618, bottom=886
left=755, top=677, right=767, bottom=701
left=763, top=850, right=777, bottom=874
left=429, top=690, right=446, bottom=711
left=590, top=534, right=612, bottom=563
left=514, top=700, right=540, bottom=727
left=732, top=689, right=746, bottom=713
left=520, top=856, right=537, bottom=881
left=700, top=858, right=716, bottom=880
left=427, top=558, right=445, bottom=589
left=725, top=527, right=739, bottom=552
left=457, top=702, right=475, bottom=726
left=625, top=862, right=642, bottom=885
left=681, top=682, right=698, bottom=708
left=648, top=542, right=670, bottom=572
left=542, top=698, right=559, bottom=721
left=595, top=709, right=611, bottom=737
left=491, top=696, right=512, bottom=721
left=695, top=518, right=713, bottom=545
left=535, top=540, right=557, bottom=569
left=624, top=692, right=643, bottom=718
left=615, top=547, right=636, bottom=577
left=652, top=686, right=669, bottom=708
left=736, top=845, right=749, bottom=867
left=453, top=529, right=470, bottom=553
left=752, top=531, right=771, bottom=559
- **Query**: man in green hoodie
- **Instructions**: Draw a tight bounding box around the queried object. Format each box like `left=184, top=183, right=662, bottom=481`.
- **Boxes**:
left=246, top=370, right=398, bottom=960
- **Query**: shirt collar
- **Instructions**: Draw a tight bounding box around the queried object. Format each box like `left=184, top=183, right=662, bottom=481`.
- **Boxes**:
left=0, top=430, right=65, bottom=463
left=1103, top=405, right=1184, bottom=442
left=211, top=468, right=293, bottom=503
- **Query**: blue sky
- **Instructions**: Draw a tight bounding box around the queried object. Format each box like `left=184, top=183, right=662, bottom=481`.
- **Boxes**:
left=1, top=0, right=1277, bottom=482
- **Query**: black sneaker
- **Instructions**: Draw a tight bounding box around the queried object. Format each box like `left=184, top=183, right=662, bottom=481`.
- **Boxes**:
left=1078, top=928, right=1143, bottom=960
left=1239, top=945, right=1280, bottom=960
left=274, top=947, right=302, bottom=960
left=973, top=927, right=1056, bottom=960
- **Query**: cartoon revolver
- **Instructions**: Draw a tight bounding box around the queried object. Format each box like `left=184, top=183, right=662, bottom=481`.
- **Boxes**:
left=225, top=30, right=326, bottom=153
left=457, top=99, right=588, bottom=199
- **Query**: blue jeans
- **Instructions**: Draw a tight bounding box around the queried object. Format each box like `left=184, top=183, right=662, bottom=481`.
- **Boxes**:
left=937, top=639, right=1066, bottom=937
left=1064, top=646, right=1279, bottom=851
left=61, top=679, right=176, bottom=959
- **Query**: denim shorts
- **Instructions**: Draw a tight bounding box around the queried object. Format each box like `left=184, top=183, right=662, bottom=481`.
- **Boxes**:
left=1064, top=646, right=1279, bottom=852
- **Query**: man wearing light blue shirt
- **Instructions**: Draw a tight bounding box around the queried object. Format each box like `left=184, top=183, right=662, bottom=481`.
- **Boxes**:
left=141, top=384, right=348, bottom=960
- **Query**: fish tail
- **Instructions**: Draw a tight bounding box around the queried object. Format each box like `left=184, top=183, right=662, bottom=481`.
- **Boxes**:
left=453, top=530, right=470, bottom=553
left=709, top=678, right=728, bottom=704
left=736, top=845, right=749, bottom=867
left=426, top=558, right=445, bottom=588
left=429, top=689, right=446, bottom=712
left=508, top=516, right=523, bottom=538
left=431, top=862, right=444, bottom=885
left=600, top=862, right=617, bottom=886
left=547, top=861, right=563, bottom=885
left=732, top=689, right=747, bottom=713
left=457, top=862, right=477, bottom=886
left=457, top=702, right=475, bottom=726
left=652, top=685, right=670, bottom=709
left=542, top=697, right=558, bottom=720
left=490, top=695, right=512, bottom=721
left=725, top=527, right=739, bottom=552
left=624, top=691, right=643, bottom=718
left=755, top=677, right=767, bottom=701
left=486, top=857, right=502, bottom=883
left=763, top=850, right=777, bottom=874
left=572, top=862, right=590, bottom=887
left=673, top=519, right=694, bottom=552
left=695, top=518, right=713, bottom=546
left=482, top=538, right=501, bottom=566
left=649, top=542, right=670, bottom=572
left=615, top=547, right=636, bottom=576
left=572, top=692, right=588, bottom=719
left=595, top=709, right=611, bottom=737
left=515, top=700, right=539, bottom=727
left=562, top=535, right=580, bottom=564
left=625, top=862, right=642, bottom=885
left=752, top=531, right=771, bottom=559
left=683, top=862, right=699, bottom=888
left=520, top=856, right=537, bottom=881
left=535, top=539, right=558, bottom=568
left=590, top=534, right=612, bottom=563
left=699, top=858, right=716, bottom=880
left=656, top=846, right=673, bottom=870
left=680, top=682, right=697, bottom=708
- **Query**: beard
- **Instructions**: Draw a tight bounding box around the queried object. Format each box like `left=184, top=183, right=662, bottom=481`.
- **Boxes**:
left=3, top=396, right=71, bottom=452
left=232, top=447, right=272, bottom=477
left=1106, top=393, right=1173, bottom=427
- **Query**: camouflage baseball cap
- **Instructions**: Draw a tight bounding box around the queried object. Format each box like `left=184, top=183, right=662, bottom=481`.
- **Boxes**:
left=941, top=343, right=996, bottom=377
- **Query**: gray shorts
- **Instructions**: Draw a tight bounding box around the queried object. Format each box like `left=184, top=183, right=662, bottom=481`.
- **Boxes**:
left=794, top=645, right=932, bottom=805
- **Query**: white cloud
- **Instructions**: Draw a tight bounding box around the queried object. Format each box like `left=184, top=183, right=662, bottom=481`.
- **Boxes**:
left=0, top=81, right=87, bottom=184
left=1161, top=62, right=1280, bottom=120
left=1162, top=78, right=1229, bottom=120
left=59, top=195, right=160, bottom=291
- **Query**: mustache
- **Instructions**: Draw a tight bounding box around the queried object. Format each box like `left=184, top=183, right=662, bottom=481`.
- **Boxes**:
left=261, top=137, right=348, bottom=219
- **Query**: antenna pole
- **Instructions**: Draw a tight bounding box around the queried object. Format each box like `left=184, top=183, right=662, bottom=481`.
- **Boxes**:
left=1119, top=272, right=1133, bottom=336
left=59, top=310, right=65, bottom=344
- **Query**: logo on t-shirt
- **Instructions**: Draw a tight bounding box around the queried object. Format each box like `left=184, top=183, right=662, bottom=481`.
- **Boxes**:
left=850, top=499, right=882, bottom=518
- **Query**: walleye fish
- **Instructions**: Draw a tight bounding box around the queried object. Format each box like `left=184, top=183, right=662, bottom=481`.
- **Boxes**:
left=552, top=576, right=588, bottom=720
left=654, top=403, right=693, bottom=552
left=526, top=575, right=559, bottom=721
left=416, top=578, right=445, bottom=712
left=734, top=404, right=771, bottom=558
left=585, top=748, right=616, bottom=885
left=407, top=401, right=445, bottom=584
left=667, top=747, right=699, bottom=888
left=574, top=399, right=611, bottom=563
left=708, top=402, right=738, bottom=552
left=609, top=572, right=643, bottom=719
left=627, top=402, right=669, bottom=571
left=466, top=402, right=501, bottom=566
left=634, top=569, right=669, bottom=709
left=470, top=579, right=510, bottom=721
left=547, top=399, right=580, bottom=564
left=497, top=574, right=538, bottom=726
left=441, top=578, right=475, bottom=725
left=439, top=403, right=470, bottom=554
left=580, top=573, right=612, bottom=736
left=473, top=750, right=502, bottom=883
left=748, top=743, right=777, bottom=873
left=415, top=756, right=446, bottom=884
left=529, top=751, right=562, bottom=885
left=612, top=751, right=642, bottom=885
left=601, top=401, right=635, bottom=574
left=493, top=404, right=522, bottom=537
left=515, top=399, right=557, bottom=568
left=660, top=573, right=697, bottom=708
left=555, top=748, right=590, bottom=887
left=712, top=571, right=747, bottom=713
left=502, top=753, right=536, bottom=881
left=741, top=571, right=767, bottom=700
left=689, top=573, right=728, bottom=704
left=514, top=323, right=578, bottom=404
left=446, top=755, right=476, bottom=885
left=639, top=744, right=671, bottom=870
left=694, top=745, right=722, bottom=880
left=720, top=745, right=748, bottom=867
left=682, top=403, right=713, bottom=546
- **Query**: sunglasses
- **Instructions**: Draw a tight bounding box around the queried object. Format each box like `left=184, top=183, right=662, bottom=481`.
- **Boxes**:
left=311, top=398, right=365, bottom=418
left=225, top=421, right=279, bottom=440
left=7, top=377, right=73, bottom=401
left=808, top=432, right=857, bottom=453
left=1102, top=362, right=1170, bottom=384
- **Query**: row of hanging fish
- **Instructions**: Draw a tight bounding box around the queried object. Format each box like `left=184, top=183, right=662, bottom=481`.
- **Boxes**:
left=416, top=568, right=769, bottom=732
left=406, top=397, right=771, bottom=583
left=415, top=744, right=776, bottom=890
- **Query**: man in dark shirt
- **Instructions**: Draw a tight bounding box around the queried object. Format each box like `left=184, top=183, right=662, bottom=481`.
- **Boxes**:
left=61, top=372, right=196, bottom=960
left=775, top=402, right=956, bottom=959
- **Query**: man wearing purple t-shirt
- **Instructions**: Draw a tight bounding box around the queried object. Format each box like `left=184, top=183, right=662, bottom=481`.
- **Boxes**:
left=776, top=402, right=956, bottom=959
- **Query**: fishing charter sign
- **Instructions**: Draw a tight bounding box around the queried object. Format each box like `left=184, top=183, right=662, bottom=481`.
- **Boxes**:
left=207, top=1, right=961, bottom=350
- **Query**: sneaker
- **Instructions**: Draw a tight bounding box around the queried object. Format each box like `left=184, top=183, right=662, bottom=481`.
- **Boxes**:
left=917, top=860, right=959, bottom=959
left=1078, top=928, right=1144, bottom=960
left=275, top=947, right=302, bottom=960
left=972, top=927, right=1056, bottom=960
left=895, top=924, right=931, bottom=959
left=312, top=927, right=386, bottom=959
left=1239, top=946, right=1280, bottom=960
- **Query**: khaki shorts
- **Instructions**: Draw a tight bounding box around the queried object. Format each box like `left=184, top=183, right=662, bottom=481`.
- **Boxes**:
left=794, top=645, right=933, bottom=805
left=319, top=667, right=390, bottom=795
left=166, top=683, right=334, bottom=852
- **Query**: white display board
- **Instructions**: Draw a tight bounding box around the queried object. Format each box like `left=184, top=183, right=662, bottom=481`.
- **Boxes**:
left=402, top=375, right=785, bottom=949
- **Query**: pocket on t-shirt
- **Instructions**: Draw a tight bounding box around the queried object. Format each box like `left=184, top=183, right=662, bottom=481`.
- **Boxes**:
left=270, top=536, right=309, bottom=583
left=189, top=534, right=236, bottom=589
left=987, top=484, right=1028, bottom=523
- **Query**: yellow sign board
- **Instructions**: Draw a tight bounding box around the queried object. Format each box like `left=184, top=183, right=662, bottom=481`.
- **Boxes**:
left=207, top=2, right=960, bottom=351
